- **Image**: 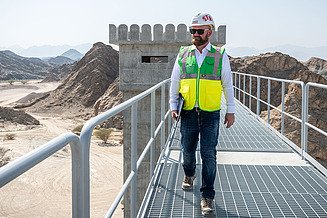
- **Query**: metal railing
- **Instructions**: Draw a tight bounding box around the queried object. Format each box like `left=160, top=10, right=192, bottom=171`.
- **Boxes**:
left=0, top=133, right=84, bottom=217
left=302, top=82, right=327, bottom=175
left=0, top=79, right=171, bottom=218
left=233, top=72, right=327, bottom=176
left=93, top=79, right=171, bottom=217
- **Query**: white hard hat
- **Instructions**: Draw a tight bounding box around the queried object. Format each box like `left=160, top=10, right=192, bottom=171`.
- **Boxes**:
left=190, top=12, right=215, bottom=29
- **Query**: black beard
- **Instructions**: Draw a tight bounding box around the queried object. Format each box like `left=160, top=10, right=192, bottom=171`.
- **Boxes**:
left=192, top=36, right=208, bottom=46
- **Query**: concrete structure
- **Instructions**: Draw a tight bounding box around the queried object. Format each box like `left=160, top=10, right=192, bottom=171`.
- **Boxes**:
left=109, top=23, right=226, bottom=217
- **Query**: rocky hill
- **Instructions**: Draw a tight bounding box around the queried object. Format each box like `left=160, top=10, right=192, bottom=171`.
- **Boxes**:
left=47, top=56, right=75, bottom=66
left=303, top=57, right=327, bottom=79
left=0, top=106, right=40, bottom=127
left=42, top=63, right=74, bottom=82
left=27, top=42, right=119, bottom=118
left=230, top=52, right=327, bottom=168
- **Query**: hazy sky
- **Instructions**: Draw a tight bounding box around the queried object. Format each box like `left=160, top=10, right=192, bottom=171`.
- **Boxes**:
left=1, top=0, right=326, bottom=49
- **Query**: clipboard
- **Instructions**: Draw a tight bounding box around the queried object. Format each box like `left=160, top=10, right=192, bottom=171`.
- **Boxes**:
left=176, top=93, right=184, bottom=123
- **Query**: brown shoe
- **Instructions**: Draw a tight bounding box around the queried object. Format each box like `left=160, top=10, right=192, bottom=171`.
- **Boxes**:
left=201, top=198, right=214, bottom=215
left=182, top=175, right=195, bottom=190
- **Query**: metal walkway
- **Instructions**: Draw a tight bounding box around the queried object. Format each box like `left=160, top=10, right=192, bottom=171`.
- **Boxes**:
left=142, top=100, right=327, bottom=217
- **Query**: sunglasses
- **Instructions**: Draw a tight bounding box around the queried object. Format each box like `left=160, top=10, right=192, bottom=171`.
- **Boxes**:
left=189, top=28, right=210, bottom=35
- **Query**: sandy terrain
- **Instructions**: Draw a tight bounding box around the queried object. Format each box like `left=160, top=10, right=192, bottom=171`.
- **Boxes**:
left=0, top=81, right=123, bottom=217
left=0, top=80, right=60, bottom=107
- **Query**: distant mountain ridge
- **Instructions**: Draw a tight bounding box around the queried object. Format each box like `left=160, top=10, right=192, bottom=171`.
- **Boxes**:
left=0, top=43, right=92, bottom=58
left=60, top=49, right=83, bottom=61
left=2, top=43, right=325, bottom=62
left=0, top=50, right=76, bottom=80
left=0, top=50, right=50, bottom=80
left=227, top=44, right=327, bottom=61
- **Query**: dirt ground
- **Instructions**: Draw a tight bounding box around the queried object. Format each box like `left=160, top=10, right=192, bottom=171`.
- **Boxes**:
left=0, top=81, right=123, bottom=217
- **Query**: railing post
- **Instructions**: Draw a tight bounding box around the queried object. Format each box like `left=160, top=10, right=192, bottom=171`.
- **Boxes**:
left=281, top=82, right=285, bottom=135
left=249, top=76, right=252, bottom=110
left=304, top=84, right=309, bottom=153
left=238, top=74, right=241, bottom=100
left=131, top=103, right=138, bottom=218
left=150, top=92, right=155, bottom=178
left=267, top=79, right=271, bottom=124
left=301, top=83, right=308, bottom=159
left=256, top=77, right=261, bottom=116
left=243, top=74, right=246, bottom=105
left=79, top=131, right=92, bottom=218
left=160, top=85, right=165, bottom=150
left=70, top=138, right=84, bottom=218
left=234, top=73, right=237, bottom=97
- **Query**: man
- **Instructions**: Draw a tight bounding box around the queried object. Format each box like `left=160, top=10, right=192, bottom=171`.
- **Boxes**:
left=169, top=12, right=235, bottom=215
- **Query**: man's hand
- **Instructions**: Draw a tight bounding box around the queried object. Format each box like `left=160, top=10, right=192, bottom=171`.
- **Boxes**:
left=224, top=113, right=235, bottom=128
left=171, top=110, right=178, bottom=121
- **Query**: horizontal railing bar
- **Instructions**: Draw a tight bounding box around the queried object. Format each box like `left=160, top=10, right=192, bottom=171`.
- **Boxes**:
left=137, top=138, right=155, bottom=169
left=0, top=132, right=80, bottom=188
left=81, top=79, right=170, bottom=135
left=306, top=122, right=327, bottom=137
left=153, top=111, right=170, bottom=138
left=233, top=71, right=304, bottom=84
left=307, top=82, right=327, bottom=89
left=137, top=111, right=171, bottom=169
left=154, top=121, right=164, bottom=137
left=235, top=85, right=302, bottom=123
left=105, top=171, right=135, bottom=218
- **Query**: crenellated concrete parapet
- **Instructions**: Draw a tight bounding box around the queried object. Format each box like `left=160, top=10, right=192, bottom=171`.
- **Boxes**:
left=109, top=24, right=226, bottom=46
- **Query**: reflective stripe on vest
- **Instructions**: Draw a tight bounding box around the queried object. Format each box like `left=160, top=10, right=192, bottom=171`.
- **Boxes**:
left=178, top=45, right=224, bottom=111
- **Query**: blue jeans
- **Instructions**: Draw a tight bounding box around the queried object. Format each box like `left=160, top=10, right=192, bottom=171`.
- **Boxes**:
left=180, top=108, right=220, bottom=199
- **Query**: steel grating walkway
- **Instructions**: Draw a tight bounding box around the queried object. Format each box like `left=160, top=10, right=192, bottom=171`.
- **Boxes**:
left=218, top=100, right=292, bottom=152
left=142, top=100, right=327, bottom=217
left=145, top=162, right=327, bottom=217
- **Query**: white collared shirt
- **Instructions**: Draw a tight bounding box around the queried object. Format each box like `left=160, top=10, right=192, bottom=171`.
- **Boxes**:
left=169, top=42, right=236, bottom=113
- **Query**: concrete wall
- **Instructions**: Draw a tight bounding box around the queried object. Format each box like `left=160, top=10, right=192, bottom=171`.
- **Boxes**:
left=109, top=23, right=226, bottom=217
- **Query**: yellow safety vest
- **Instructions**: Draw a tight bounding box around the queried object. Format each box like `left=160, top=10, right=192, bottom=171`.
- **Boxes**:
left=178, top=45, right=225, bottom=112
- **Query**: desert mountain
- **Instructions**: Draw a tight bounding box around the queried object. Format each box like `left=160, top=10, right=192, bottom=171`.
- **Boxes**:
left=0, top=50, right=51, bottom=80
left=303, top=57, right=327, bottom=79
left=42, top=63, right=75, bottom=82
left=230, top=52, right=327, bottom=168
left=61, top=49, right=83, bottom=61
left=27, top=42, right=119, bottom=117
left=0, top=50, right=76, bottom=80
